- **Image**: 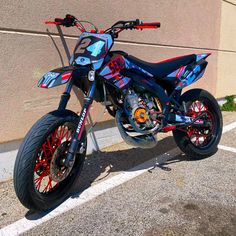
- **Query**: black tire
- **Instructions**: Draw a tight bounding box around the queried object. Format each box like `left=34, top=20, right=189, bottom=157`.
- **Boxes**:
left=13, top=109, right=87, bottom=211
left=172, top=89, right=222, bottom=159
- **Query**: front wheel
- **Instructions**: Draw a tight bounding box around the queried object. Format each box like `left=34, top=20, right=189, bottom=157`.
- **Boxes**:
left=172, top=89, right=222, bottom=159
left=13, top=110, right=87, bottom=211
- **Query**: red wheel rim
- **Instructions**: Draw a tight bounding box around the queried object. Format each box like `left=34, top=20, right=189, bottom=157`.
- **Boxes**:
left=34, top=125, right=72, bottom=193
left=186, top=101, right=215, bottom=147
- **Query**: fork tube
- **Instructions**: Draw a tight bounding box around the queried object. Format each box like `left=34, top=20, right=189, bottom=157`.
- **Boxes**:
left=58, top=78, right=73, bottom=110
left=64, top=80, right=96, bottom=167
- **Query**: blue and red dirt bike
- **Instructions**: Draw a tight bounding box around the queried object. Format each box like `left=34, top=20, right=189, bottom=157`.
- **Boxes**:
left=14, top=15, right=222, bottom=211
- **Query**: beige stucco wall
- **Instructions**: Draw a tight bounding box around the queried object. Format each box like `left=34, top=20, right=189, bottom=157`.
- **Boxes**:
left=0, top=0, right=227, bottom=143
left=216, top=0, right=236, bottom=97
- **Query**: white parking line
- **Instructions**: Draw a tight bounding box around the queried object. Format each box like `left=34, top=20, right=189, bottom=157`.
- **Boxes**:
left=0, top=148, right=180, bottom=236
left=223, top=121, right=236, bottom=133
left=1, top=120, right=236, bottom=236
left=218, top=145, right=236, bottom=153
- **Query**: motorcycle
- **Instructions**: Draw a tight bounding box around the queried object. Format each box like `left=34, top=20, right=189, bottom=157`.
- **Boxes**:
left=14, top=14, right=222, bottom=211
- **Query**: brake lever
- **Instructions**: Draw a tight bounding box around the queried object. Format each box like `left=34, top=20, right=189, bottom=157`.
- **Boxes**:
left=65, top=14, right=76, bottom=20
left=126, top=19, right=142, bottom=30
left=62, top=14, right=77, bottom=27
left=135, top=19, right=141, bottom=25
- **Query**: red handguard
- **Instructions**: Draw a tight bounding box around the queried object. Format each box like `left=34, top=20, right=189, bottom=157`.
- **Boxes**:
left=45, top=18, right=64, bottom=25
left=135, top=22, right=161, bottom=29
left=45, top=21, right=61, bottom=25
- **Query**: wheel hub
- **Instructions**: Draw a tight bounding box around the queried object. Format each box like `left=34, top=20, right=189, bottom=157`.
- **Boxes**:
left=187, top=102, right=214, bottom=147
left=50, top=142, right=75, bottom=182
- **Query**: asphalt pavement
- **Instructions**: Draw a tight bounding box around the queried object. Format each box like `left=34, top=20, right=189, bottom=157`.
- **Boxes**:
left=0, top=111, right=236, bottom=236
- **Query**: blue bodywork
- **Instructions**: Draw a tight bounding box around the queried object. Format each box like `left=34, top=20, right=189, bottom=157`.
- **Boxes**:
left=38, top=27, right=210, bottom=91
left=70, top=32, right=113, bottom=70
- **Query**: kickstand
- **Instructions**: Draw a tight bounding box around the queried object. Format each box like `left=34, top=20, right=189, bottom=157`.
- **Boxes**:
left=148, top=159, right=171, bottom=173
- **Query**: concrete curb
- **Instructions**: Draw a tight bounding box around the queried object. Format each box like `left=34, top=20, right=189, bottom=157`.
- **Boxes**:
left=0, top=126, right=122, bottom=182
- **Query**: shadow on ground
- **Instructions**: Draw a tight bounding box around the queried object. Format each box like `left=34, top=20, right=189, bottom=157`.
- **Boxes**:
left=24, top=135, right=202, bottom=220
left=74, top=136, right=198, bottom=193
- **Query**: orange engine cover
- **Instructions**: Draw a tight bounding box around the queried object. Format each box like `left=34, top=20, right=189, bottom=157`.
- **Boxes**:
left=134, top=108, right=149, bottom=124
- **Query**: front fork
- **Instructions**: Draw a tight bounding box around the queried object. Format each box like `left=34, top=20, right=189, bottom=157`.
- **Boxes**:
left=64, top=80, right=96, bottom=167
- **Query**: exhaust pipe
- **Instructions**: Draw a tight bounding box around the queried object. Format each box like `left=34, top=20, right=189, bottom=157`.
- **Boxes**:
left=115, top=110, right=157, bottom=149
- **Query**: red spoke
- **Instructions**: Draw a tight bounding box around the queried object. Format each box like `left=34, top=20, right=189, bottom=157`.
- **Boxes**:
left=49, top=128, right=59, bottom=149
left=42, top=144, right=52, bottom=161
left=197, top=101, right=201, bottom=112
left=42, top=143, right=52, bottom=159
left=34, top=170, right=48, bottom=191
left=200, top=104, right=204, bottom=111
left=58, top=126, right=64, bottom=143
left=47, top=138, right=54, bottom=156
left=43, top=176, right=53, bottom=192
left=54, top=127, right=62, bottom=147
left=194, top=103, right=197, bottom=112
left=196, top=135, right=200, bottom=145
left=34, top=124, right=73, bottom=194
left=186, top=100, right=214, bottom=147
left=61, top=128, right=68, bottom=140
left=34, top=158, right=44, bottom=171
left=62, top=129, right=71, bottom=141
left=63, top=129, right=70, bottom=140
left=202, top=134, right=208, bottom=142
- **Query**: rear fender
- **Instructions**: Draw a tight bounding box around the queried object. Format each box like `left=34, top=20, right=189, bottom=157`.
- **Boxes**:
left=38, top=66, right=74, bottom=88
left=175, top=59, right=208, bottom=90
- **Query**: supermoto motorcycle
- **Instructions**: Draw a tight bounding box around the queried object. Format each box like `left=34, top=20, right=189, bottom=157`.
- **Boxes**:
left=14, top=14, right=222, bottom=211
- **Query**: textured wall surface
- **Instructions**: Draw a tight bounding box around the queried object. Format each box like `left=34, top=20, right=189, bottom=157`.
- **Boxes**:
left=217, top=0, right=236, bottom=97
left=0, top=0, right=232, bottom=143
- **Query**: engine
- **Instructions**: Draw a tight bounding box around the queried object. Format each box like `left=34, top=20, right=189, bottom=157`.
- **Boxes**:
left=115, top=88, right=162, bottom=149
left=124, top=89, right=162, bottom=132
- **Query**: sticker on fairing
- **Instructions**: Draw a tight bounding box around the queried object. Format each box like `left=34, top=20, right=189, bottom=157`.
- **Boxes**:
left=38, top=72, right=60, bottom=87
left=87, top=41, right=105, bottom=57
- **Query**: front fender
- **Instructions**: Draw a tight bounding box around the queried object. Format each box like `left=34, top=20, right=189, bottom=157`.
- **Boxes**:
left=38, top=66, right=74, bottom=88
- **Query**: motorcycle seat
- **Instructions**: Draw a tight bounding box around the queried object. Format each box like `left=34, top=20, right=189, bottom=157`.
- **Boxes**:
left=125, top=54, right=197, bottom=78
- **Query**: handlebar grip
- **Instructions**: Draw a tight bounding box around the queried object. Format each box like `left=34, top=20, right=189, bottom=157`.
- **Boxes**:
left=45, top=18, right=65, bottom=25
left=55, top=18, right=64, bottom=23
left=54, top=17, right=75, bottom=27
left=135, top=22, right=161, bottom=29
left=144, top=22, right=161, bottom=27
left=45, top=21, right=62, bottom=25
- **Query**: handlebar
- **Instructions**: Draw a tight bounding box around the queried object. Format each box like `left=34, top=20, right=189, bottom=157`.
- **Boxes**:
left=105, top=19, right=161, bottom=37
left=108, top=19, right=160, bottom=30
left=45, top=15, right=161, bottom=38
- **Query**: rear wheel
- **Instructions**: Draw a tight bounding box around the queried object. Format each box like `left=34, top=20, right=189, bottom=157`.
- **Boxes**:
left=172, top=89, right=222, bottom=159
left=13, top=110, right=87, bottom=211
